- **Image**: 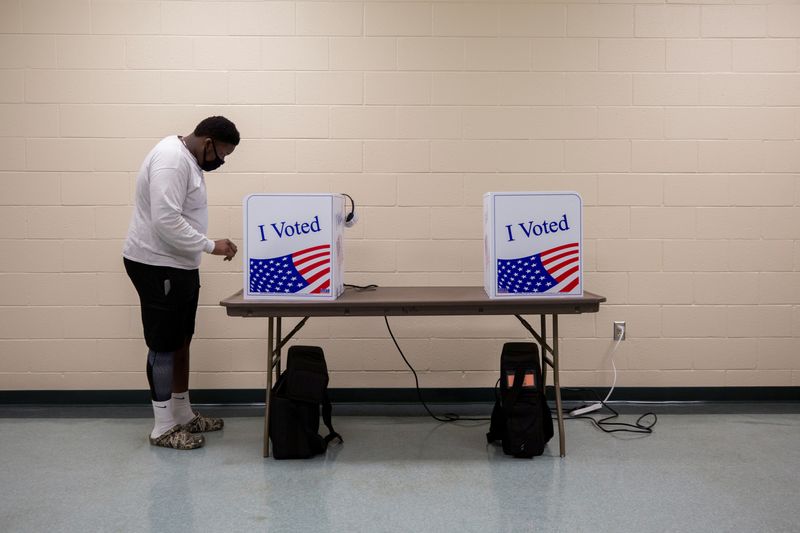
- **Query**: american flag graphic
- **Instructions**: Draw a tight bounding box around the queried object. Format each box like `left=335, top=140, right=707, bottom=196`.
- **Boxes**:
left=249, top=244, right=331, bottom=295
left=497, top=242, right=580, bottom=294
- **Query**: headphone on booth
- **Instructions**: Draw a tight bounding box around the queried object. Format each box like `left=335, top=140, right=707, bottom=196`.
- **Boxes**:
left=342, top=193, right=358, bottom=227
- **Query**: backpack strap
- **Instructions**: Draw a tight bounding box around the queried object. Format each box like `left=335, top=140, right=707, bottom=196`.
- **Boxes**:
left=321, top=389, right=343, bottom=446
left=485, top=397, right=504, bottom=443
left=503, top=368, right=527, bottom=418
left=486, top=368, right=526, bottom=445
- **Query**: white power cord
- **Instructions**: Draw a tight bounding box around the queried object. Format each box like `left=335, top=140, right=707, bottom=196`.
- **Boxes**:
left=569, top=326, right=623, bottom=416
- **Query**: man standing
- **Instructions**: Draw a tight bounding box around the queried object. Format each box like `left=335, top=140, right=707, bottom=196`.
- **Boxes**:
left=123, top=116, right=239, bottom=450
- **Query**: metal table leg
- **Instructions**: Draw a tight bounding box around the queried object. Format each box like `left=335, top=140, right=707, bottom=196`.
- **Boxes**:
left=552, top=314, right=565, bottom=457
left=539, top=315, right=547, bottom=389
left=263, top=317, right=274, bottom=458
left=276, top=317, right=282, bottom=376
left=262, top=316, right=310, bottom=458
left=515, top=313, right=566, bottom=458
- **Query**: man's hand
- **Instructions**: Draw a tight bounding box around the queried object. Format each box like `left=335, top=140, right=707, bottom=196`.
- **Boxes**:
left=212, top=239, right=238, bottom=261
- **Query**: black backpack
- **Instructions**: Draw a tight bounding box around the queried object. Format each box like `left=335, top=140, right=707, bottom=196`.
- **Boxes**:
left=269, top=345, right=342, bottom=459
left=487, top=342, right=554, bottom=458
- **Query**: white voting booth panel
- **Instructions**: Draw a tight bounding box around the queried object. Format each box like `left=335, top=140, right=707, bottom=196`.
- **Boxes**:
left=244, top=194, right=345, bottom=300
left=484, top=192, right=583, bottom=299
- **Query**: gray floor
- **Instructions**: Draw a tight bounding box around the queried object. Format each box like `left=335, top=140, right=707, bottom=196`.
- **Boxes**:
left=1, top=408, right=799, bottom=533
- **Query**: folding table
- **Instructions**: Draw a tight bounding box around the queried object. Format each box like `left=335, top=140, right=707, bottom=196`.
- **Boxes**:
left=220, top=286, right=605, bottom=458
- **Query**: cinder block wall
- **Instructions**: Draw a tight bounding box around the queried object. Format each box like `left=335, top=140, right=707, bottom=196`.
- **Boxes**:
left=1, top=0, right=798, bottom=391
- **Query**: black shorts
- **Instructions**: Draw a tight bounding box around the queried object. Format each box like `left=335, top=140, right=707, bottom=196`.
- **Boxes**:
left=124, top=257, right=200, bottom=352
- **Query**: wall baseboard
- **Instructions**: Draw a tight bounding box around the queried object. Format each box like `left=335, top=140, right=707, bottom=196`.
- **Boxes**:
left=1, top=387, right=798, bottom=405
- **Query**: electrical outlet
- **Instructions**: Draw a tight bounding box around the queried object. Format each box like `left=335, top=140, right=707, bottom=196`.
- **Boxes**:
left=613, top=321, right=626, bottom=341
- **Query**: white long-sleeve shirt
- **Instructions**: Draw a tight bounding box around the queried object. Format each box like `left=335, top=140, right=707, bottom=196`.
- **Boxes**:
left=123, top=135, right=215, bottom=270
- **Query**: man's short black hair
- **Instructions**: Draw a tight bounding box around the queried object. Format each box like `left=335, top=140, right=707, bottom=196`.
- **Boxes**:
left=194, top=116, right=240, bottom=146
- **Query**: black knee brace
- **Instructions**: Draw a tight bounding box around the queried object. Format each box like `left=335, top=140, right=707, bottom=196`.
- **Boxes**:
left=146, top=350, right=174, bottom=402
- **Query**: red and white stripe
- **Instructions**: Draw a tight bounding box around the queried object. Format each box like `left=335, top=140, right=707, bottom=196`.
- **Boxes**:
left=540, top=242, right=580, bottom=293
left=292, top=244, right=331, bottom=294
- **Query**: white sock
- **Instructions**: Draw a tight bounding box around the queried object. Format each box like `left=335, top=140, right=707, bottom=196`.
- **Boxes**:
left=151, top=399, right=177, bottom=439
left=171, top=391, right=195, bottom=425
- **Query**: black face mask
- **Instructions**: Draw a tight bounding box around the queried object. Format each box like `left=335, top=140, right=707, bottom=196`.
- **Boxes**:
left=200, top=139, right=225, bottom=172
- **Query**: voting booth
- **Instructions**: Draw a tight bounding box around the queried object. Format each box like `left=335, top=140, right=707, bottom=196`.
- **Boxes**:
left=244, top=194, right=345, bottom=300
left=484, top=192, right=583, bottom=299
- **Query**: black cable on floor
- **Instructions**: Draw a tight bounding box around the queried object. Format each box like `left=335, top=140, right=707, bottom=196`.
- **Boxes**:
left=384, top=311, right=655, bottom=433
left=562, top=387, right=657, bottom=434
left=384, top=315, right=492, bottom=423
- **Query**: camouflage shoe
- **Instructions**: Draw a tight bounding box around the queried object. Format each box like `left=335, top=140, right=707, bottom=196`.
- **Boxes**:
left=149, top=425, right=205, bottom=450
left=181, top=413, right=224, bottom=434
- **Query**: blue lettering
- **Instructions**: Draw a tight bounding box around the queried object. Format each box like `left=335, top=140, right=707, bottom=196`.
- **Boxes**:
left=508, top=214, right=570, bottom=240
left=270, top=221, right=287, bottom=238
left=267, top=215, right=324, bottom=239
